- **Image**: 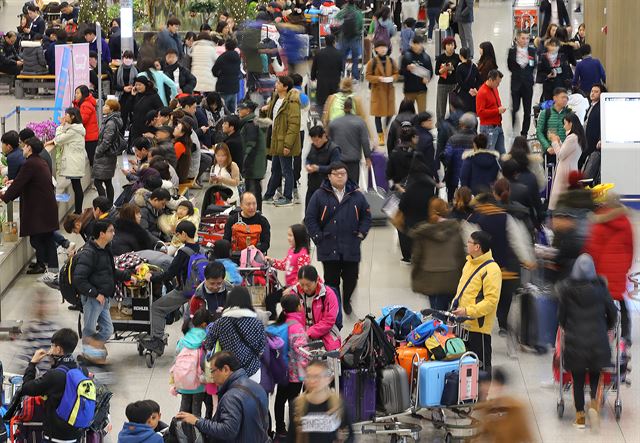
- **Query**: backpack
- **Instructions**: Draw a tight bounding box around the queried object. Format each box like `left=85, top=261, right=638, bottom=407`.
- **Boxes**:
left=266, top=322, right=292, bottom=368
left=240, top=247, right=266, bottom=268
left=341, top=8, right=359, bottom=39
left=230, top=218, right=262, bottom=252
left=405, top=319, right=447, bottom=347
left=59, top=246, right=93, bottom=307
left=182, top=247, right=208, bottom=297
left=260, top=333, right=289, bottom=394
left=373, top=20, right=391, bottom=48
left=340, top=316, right=396, bottom=370
left=166, top=417, right=205, bottom=443
left=55, top=366, right=96, bottom=429
left=328, top=92, right=356, bottom=122
left=202, top=342, right=222, bottom=384
left=378, top=305, right=423, bottom=341
left=425, top=331, right=465, bottom=360
left=171, top=347, right=203, bottom=391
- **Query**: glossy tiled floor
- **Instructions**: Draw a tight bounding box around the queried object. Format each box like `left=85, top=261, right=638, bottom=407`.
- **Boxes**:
left=1, top=1, right=639, bottom=441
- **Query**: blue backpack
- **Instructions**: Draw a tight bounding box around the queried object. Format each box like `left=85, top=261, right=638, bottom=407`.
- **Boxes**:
left=266, top=322, right=291, bottom=368
left=378, top=305, right=423, bottom=340
left=55, top=367, right=96, bottom=429
left=405, top=319, right=448, bottom=346
left=183, top=248, right=208, bottom=297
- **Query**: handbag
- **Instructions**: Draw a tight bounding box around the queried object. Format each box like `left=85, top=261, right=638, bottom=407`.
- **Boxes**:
left=382, top=192, right=404, bottom=230
left=449, top=61, right=474, bottom=104
left=438, top=11, right=450, bottom=30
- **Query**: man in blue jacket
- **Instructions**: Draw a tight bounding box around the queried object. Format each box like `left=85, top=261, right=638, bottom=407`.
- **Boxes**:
left=572, top=45, right=606, bottom=94
left=176, top=352, right=270, bottom=443
left=157, top=17, right=183, bottom=59
left=84, top=27, right=111, bottom=64
left=304, top=161, right=372, bottom=315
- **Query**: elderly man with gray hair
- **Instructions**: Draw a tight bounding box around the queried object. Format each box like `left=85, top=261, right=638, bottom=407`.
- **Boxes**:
left=443, top=112, right=477, bottom=201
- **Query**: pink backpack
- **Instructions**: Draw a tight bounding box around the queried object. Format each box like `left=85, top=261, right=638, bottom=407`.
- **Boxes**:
left=171, top=347, right=203, bottom=391
left=240, top=247, right=266, bottom=268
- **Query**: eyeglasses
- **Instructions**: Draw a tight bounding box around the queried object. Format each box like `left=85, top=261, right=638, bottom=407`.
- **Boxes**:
left=107, top=228, right=115, bottom=233
left=330, top=171, right=347, bottom=177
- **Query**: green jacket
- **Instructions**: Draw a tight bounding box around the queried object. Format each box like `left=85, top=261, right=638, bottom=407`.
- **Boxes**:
left=239, top=112, right=268, bottom=180
left=266, top=89, right=302, bottom=157
left=536, top=106, right=568, bottom=152
left=336, top=4, right=364, bottom=34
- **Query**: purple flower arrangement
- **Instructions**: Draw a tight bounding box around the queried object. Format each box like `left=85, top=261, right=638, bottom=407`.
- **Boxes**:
left=26, top=120, right=58, bottom=142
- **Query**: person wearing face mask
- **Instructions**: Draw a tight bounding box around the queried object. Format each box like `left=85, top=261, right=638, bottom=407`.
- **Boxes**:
left=366, top=40, right=399, bottom=147
left=115, top=50, right=138, bottom=132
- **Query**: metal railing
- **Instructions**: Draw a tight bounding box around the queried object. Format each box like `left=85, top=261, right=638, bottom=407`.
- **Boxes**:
left=0, top=106, right=63, bottom=136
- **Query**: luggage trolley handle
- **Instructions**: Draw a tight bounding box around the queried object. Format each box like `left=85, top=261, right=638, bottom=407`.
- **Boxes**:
left=420, top=308, right=472, bottom=324
left=299, top=340, right=341, bottom=390
left=457, top=351, right=480, bottom=404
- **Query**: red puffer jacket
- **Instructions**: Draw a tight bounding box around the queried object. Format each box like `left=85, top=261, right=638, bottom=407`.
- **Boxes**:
left=73, top=94, right=99, bottom=141
left=584, top=207, right=634, bottom=300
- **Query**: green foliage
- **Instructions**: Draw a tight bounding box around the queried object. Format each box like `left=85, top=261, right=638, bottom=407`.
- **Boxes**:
left=188, top=0, right=218, bottom=24
left=78, top=0, right=109, bottom=28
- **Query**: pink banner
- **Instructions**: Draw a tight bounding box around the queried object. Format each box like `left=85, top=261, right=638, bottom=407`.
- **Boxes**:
left=54, top=43, right=90, bottom=111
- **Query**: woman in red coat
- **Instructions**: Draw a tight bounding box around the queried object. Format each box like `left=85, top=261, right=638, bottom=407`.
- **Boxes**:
left=73, top=85, right=99, bottom=166
left=584, top=194, right=634, bottom=342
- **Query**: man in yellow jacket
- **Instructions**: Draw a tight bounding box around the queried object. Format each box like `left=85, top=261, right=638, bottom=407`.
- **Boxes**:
left=451, top=231, right=502, bottom=373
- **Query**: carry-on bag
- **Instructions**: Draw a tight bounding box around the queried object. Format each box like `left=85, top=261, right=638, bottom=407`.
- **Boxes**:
left=364, top=164, right=388, bottom=227
left=368, top=150, right=389, bottom=192
left=340, top=369, right=376, bottom=422
left=396, top=345, right=429, bottom=383
left=378, top=365, right=411, bottom=415
left=417, top=356, right=474, bottom=408
left=518, top=285, right=558, bottom=350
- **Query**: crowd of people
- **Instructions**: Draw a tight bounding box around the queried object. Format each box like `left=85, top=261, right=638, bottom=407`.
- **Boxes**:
left=0, top=0, right=633, bottom=441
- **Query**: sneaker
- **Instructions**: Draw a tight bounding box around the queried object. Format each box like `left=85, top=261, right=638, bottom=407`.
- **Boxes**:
left=141, top=337, right=165, bottom=356
left=274, top=197, right=294, bottom=207
left=400, top=258, right=411, bottom=265
left=573, top=411, right=586, bottom=429
left=428, top=38, right=434, bottom=44
left=26, top=263, right=46, bottom=275
left=343, top=301, right=353, bottom=316
left=499, top=328, right=508, bottom=337
left=293, top=189, right=300, bottom=204
left=39, top=272, right=59, bottom=285
left=588, top=400, right=600, bottom=432
left=263, top=195, right=277, bottom=205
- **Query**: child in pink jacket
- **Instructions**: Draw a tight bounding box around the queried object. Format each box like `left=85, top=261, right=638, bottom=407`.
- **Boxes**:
left=273, top=294, right=309, bottom=437
left=266, top=224, right=311, bottom=287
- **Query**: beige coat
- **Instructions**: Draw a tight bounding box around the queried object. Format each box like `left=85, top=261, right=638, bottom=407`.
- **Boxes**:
left=365, top=56, right=399, bottom=117
left=54, top=123, right=88, bottom=178
left=191, top=39, right=218, bottom=92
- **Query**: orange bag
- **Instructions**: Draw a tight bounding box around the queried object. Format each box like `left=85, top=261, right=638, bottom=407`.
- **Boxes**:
left=396, top=345, right=429, bottom=384
left=231, top=222, right=262, bottom=252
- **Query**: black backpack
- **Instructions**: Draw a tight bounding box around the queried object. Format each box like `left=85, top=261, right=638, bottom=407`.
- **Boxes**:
left=341, top=9, right=359, bottom=39
left=340, top=316, right=396, bottom=370
left=58, top=247, right=94, bottom=307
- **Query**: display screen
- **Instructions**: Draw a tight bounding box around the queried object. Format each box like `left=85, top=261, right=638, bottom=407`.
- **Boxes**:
left=603, top=97, right=640, bottom=144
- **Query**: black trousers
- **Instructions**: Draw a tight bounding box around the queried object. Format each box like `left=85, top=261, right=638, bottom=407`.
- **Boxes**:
left=274, top=382, right=303, bottom=433
left=620, top=298, right=631, bottom=341
left=465, top=331, right=492, bottom=374
left=323, top=259, right=359, bottom=305
left=398, top=230, right=412, bottom=261
left=94, top=178, right=114, bottom=204
left=344, top=161, right=360, bottom=185
left=180, top=392, right=206, bottom=417
left=497, top=278, right=520, bottom=331
left=30, top=232, right=58, bottom=270
left=511, top=83, right=534, bottom=136
left=245, top=178, right=263, bottom=212
left=70, top=178, right=84, bottom=215
left=571, top=369, right=600, bottom=412
left=85, top=140, right=98, bottom=167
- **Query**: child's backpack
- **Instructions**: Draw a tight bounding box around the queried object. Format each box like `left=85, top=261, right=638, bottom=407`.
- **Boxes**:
left=55, top=367, right=96, bottom=429
left=260, top=333, right=288, bottom=394
left=425, top=331, right=466, bottom=360
left=230, top=218, right=262, bottom=252
left=405, top=319, right=447, bottom=347
left=265, top=322, right=291, bottom=368
left=378, top=305, right=423, bottom=341
left=166, top=417, right=205, bottom=443
left=239, top=247, right=266, bottom=268
left=171, top=347, right=204, bottom=391
left=182, top=248, right=208, bottom=297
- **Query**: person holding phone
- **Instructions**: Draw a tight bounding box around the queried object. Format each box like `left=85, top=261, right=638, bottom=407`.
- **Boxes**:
left=209, top=143, right=240, bottom=206
left=435, top=37, right=460, bottom=123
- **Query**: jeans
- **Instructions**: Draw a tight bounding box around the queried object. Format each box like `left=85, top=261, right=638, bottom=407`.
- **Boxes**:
left=427, top=7, right=441, bottom=40
left=52, top=230, right=70, bottom=249
left=274, top=381, right=303, bottom=433
left=30, top=232, right=58, bottom=270
left=180, top=392, right=206, bottom=417
left=265, top=155, right=294, bottom=201
left=339, top=37, right=362, bottom=80
left=322, top=259, right=360, bottom=305
left=458, top=22, right=474, bottom=58
left=571, top=369, right=600, bottom=412
left=151, top=289, right=187, bottom=339
left=222, top=93, right=237, bottom=113
left=479, top=125, right=505, bottom=155
left=374, top=116, right=390, bottom=134
left=81, top=295, right=114, bottom=343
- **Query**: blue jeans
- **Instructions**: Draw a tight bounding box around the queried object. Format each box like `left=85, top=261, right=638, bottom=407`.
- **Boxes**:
left=81, top=295, right=114, bottom=343
left=479, top=125, right=505, bottom=155
left=339, top=37, right=362, bottom=80
left=265, top=155, right=294, bottom=200
left=222, top=93, right=237, bottom=113
left=427, top=7, right=441, bottom=40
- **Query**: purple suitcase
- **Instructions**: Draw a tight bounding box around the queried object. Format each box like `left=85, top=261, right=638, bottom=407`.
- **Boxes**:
left=368, top=150, right=389, bottom=192
left=340, top=369, right=376, bottom=422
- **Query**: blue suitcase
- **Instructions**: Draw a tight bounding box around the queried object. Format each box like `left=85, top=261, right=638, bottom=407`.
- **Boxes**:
left=417, top=356, right=474, bottom=408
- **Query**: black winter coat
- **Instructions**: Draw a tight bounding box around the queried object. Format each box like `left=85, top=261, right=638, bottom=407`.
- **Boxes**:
left=386, top=145, right=414, bottom=189
left=129, top=90, right=164, bottom=143
left=163, top=63, right=197, bottom=94
left=557, top=277, right=617, bottom=371
left=399, top=174, right=436, bottom=229
left=310, top=46, right=343, bottom=106
left=72, top=240, right=132, bottom=299
left=111, top=218, right=156, bottom=256
left=212, top=50, right=242, bottom=94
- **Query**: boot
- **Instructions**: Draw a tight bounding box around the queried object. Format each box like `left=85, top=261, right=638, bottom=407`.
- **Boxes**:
left=573, top=411, right=586, bottom=429
left=588, top=400, right=600, bottom=432
left=378, top=133, right=385, bottom=147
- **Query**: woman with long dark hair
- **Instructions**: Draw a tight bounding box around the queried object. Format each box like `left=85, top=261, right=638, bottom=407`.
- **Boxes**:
left=210, top=142, right=240, bottom=205
left=548, top=112, right=585, bottom=210
left=477, top=41, right=498, bottom=83
left=73, top=85, right=99, bottom=167
left=455, top=47, right=481, bottom=113
left=173, top=119, right=193, bottom=184
left=266, top=224, right=311, bottom=288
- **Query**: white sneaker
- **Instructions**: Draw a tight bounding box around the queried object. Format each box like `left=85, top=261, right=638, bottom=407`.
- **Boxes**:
left=39, top=272, right=59, bottom=285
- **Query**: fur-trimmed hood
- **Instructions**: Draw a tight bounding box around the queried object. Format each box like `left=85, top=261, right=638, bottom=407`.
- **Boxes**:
left=589, top=206, right=629, bottom=225
left=463, top=149, right=501, bottom=160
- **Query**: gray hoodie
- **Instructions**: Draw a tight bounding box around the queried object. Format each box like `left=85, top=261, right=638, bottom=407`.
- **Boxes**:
left=570, top=253, right=597, bottom=281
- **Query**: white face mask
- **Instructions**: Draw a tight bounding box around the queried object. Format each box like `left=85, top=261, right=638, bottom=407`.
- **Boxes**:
left=122, top=58, right=133, bottom=66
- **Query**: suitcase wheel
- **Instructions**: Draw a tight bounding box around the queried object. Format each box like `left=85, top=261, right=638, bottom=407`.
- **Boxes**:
left=556, top=399, right=564, bottom=418
left=615, top=399, right=622, bottom=421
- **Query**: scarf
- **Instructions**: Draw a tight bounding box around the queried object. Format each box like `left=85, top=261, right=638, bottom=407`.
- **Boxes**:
left=116, top=65, right=138, bottom=93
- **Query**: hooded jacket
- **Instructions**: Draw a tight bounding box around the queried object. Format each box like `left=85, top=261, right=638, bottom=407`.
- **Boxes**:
left=93, top=111, right=123, bottom=180
left=239, top=112, right=268, bottom=179
left=129, top=88, right=164, bottom=142
left=411, top=219, right=466, bottom=296
left=290, top=282, right=341, bottom=351
left=557, top=254, right=617, bottom=371
left=73, top=239, right=132, bottom=299
left=212, top=49, right=242, bottom=94
left=195, top=368, right=270, bottom=442
left=584, top=206, right=634, bottom=301
left=111, top=218, right=156, bottom=256
left=74, top=94, right=99, bottom=141
left=20, top=40, right=47, bottom=74
left=266, top=88, right=302, bottom=157
left=118, top=422, right=163, bottom=443
left=54, top=123, right=88, bottom=178
left=304, top=178, right=372, bottom=263
left=460, top=149, right=501, bottom=195
left=284, top=311, right=309, bottom=382
left=175, top=327, right=207, bottom=394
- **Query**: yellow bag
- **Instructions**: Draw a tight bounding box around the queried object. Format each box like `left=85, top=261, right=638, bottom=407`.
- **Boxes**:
left=203, top=341, right=222, bottom=384
left=438, top=12, right=450, bottom=30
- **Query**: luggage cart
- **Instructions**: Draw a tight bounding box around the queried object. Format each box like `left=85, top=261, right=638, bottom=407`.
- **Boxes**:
left=554, top=301, right=629, bottom=421
left=238, top=265, right=281, bottom=312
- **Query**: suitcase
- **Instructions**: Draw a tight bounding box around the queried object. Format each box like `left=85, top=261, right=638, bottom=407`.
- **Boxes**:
left=519, top=286, right=558, bottom=350
left=396, top=345, right=429, bottom=383
left=440, top=357, right=479, bottom=406
left=368, top=150, right=389, bottom=192
left=340, top=369, right=376, bottom=422
left=378, top=365, right=411, bottom=415
left=417, top=357, right=474, bottom=408
left=365, top=164, right=388, bottom=227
